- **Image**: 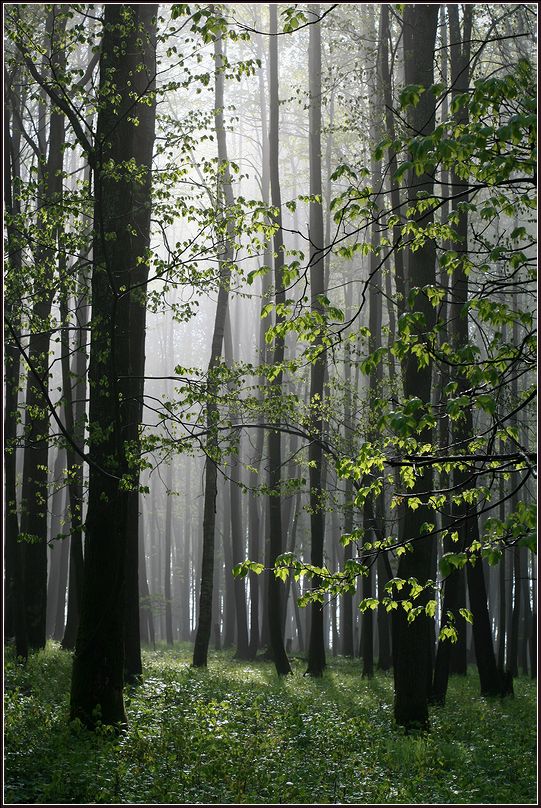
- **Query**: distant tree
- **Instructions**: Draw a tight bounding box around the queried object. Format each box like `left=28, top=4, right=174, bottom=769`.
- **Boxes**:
left=17, top=6, right=67, bottom=651
left=193, top=28, right=236, bottom=668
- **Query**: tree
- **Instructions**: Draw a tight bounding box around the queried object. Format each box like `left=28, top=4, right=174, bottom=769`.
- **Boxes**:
left=306, top=2, right=327, bottom=679
left=266, top=3, right=292, bottom=676
left=17, top=6, right=67, bottom=651
left=193, top=26, right=236, bottom=668
left=390, top=3, right=440, bottom=731
left=4, top=62, right=26, bottom=659
left=70, top=4, right=157, bottom=726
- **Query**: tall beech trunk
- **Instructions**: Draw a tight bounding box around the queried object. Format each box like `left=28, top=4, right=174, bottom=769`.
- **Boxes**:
left=4, top=74, right=27, bottom=656
left=193, top=31, right=235, bottom=667
left=138, top=501, right=155, bottom=647
left=246, top=31, right=273, bottom=659
left=70, top=5, right=157, bottom=726
left=306, top=4, right=326, bottom=677
left=445, top=5, right=470, bottom=680
left=61, top=252, right=90, bottom=651
left=392, top=4, right=439, bottom=732
left=19, top=8, right=66, bottom=650
left=180, top=461, right=192, bottom=641
left=224, top=309, right=250, bottom=658
left=50, top=457, right=69, bottom=641
left=362, top=6, right=384, bottom=679
left=222, top=478, right=235, bottom=648
left=164, top=463, right=174, bottom=646
left=341, top=333, right=355, bottom=657
left=434, top=5, right=500, bottom=703
left=266, top=3, right=292, bottom=676
left=380, top=4, right=406, bottom=313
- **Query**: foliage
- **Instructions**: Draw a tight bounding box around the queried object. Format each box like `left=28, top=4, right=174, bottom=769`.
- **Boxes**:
left=4, top=644, right=536, bottom=804
left=235, top=52, right=537, bottom=610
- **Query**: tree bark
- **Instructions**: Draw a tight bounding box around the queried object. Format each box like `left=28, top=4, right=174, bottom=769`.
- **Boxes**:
left=193, top=30, right=235, bottom=667
left=19, top=7, right=66, bottom=651
left=306, top=3, right=327, bottom=678
left=392, top=4, right=439, bottom=732
left=224, top=309, right=250, bottom=659
left=267, top=3, right=292, bottom=676
left=4, top=72, right=27, bottom=657
left=70, top=4, right=157, bottom=726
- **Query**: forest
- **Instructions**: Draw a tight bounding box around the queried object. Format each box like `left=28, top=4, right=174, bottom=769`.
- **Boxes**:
left=3, top=2, right=537, bottom=805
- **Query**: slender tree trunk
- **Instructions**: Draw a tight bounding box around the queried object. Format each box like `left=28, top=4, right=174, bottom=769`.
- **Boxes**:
left=19, top=8, right=66, bottom=651
left=61, top=255, right=89, bottom=650
left=341, top=336, right=355, bottom=657
left=267, top=3, right=292, bottom=676
left=51, top=462, right=69, bottom=641
left=193, top=31, right=235, bottom=667
left=4, top=75, right=25, bottom=652
left=180, top=461, right=191, bottom=641
left=164, top=463, right=174, bottom=646
left=305, top=2, right=327, bottom=678
left=224, top=310, right=250, bottom=658
left=380, top=4, right=406, bottom=312
left=138, top=499, right=155, bottom=648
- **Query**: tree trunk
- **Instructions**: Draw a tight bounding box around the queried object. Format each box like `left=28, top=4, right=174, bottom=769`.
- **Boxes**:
left=70, top=4, right=157, bottom=726
left=138, top=500, right=155, bottom=648
left=224, top=310, right=250, bottom=658
left=306, top=4, right=326, bottom=678
left=19, top=8, right=66, bottom=651
left=164, top=463, right=174, bottom=647
left=4, top=74, right=25, bottom=653
left=267, top=3, right=292, bottom=676
left=392, top=4, right=439, bottom=732
left=61, top=256, right=89, bottom=651
left=193, top=30, right=235, bottom=667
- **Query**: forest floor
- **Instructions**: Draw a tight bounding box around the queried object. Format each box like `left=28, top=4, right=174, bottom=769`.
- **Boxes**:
left=4, top=642, right=537, bottom=804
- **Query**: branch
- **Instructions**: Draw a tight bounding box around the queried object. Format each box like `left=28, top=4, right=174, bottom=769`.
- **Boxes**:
left=7, top=318, right=119, bottom=481
left=15, top=41, right=95, bottom=165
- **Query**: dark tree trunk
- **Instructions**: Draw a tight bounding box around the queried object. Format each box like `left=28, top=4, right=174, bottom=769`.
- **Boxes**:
left=429, top=3, right=473, bottom=704
left=4, top=74, right=25, bottom=652
left=222, top=483, right=235, bottom=649
left=70, top=4, right=157, bottom=726
left=61, top=257, right=89, bottom=651
left=306, top=3, right=326, bottom=678
left=180, top=462, right=191, bottom=642
left=224, top=310, right=250, bottom=659
left=193, top=31, right=235, bottom=667
left=19, top=8, right=66, bottom=651
left=164, top=464, right=174, bottom=647
left=247, top=23, right=273, bottom=661
left=267, top=3, right=292, bottom=676
left=380, top=4, right=406, bottom=312
left=362, top=6, right=384, bottom=679
left=392, top=4, right=439, bottom=732
left=341, top=338, right=355, bottom=658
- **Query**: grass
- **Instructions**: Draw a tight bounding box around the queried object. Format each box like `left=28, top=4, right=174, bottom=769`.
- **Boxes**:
left=4, top=642, right=537, bottom=804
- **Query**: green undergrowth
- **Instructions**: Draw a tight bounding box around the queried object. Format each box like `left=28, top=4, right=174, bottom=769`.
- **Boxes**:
left=4, top=642, right=537, bottom=804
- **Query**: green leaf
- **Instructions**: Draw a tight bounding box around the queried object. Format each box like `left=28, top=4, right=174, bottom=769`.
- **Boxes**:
left=425, top=600, right=437, bottom=618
